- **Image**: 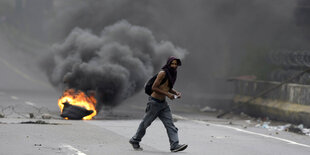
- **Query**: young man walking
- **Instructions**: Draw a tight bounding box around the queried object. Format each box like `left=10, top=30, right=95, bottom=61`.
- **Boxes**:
left=129, top=56, right=188, bottom=152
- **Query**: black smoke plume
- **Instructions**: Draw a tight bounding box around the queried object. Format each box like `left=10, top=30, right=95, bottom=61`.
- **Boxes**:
left=46, top=0, right=305, bottom=93
left=41, top=20, right=187, bottom=107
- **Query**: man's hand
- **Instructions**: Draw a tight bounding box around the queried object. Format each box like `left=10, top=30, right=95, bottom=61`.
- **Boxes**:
left=176, top=92, right=181, bottom=98
left=167, top=93, right=175, bottom=100
left=169, top=89, right=181, bottom=99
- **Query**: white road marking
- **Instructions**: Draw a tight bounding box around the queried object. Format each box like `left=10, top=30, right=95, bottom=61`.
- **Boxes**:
left=61, top=144, right=87, bottom=155
left=10, top=96, right=19, bottom=100
left=25, top=101, right=36, bottom=107
left=173, top=114, right=310, bottom=148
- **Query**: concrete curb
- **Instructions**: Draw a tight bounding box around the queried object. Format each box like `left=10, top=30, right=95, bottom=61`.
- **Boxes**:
left=233, top=95, right=310, bottom=128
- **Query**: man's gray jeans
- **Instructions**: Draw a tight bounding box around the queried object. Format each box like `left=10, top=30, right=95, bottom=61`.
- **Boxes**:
left=131, top=97, right=179, bottom=149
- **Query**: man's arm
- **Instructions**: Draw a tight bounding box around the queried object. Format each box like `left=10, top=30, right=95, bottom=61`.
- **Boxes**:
left=169, top=89, right=181, bottom=98
left=169, top=89, right=177, bottom=95
left=152, top=71, right=174, bottom=99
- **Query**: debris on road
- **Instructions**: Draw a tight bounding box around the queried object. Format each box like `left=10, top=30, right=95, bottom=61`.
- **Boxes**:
left=255, top=121, right=310, bottom=136
left=41, top=113, right=52, bottom=119
left=20, top=120, right=64, bottom=125
left=173, top=118, right=178, bottom=122
left=200, top=106, right=217, bottom=112
left=29, top=113, right=34, bottom=118
left=21, top=120, right=49, bottom=124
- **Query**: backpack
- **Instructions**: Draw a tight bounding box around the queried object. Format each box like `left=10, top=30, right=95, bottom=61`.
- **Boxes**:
left=144, top=73, right=168, bottom=96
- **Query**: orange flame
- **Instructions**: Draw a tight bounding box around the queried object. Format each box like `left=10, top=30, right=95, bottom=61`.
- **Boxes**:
left=58, top=89, right=97, bottom=120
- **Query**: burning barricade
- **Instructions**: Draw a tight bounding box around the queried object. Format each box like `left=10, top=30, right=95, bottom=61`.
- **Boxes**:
left=58, top=89, right=97, bottom=120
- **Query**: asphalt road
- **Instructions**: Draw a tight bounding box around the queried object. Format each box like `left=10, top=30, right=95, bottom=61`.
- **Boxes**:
left=0, top=47, right=310, bottom=155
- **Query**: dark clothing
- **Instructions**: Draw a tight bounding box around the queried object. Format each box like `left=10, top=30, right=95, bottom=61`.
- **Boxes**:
left=162, top=67, right=176, bottom=89
left=131, top=97, right=179, bottom=149
left=161, top=56, right=182, bottom=88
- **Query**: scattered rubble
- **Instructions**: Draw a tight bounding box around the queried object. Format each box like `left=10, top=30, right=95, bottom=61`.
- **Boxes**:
left=41, top=113, right=52, bottom=119
left=200, top=106, right=217, bottom=112
left=288, top=125, right=304, bottom=134
left=21, top=120, right=50, bottom=124
left=29, top=113, right=34, bottom=118
left=255, top=121, right=310, bottom=136
left=239, top=112, right=251, bottom=119
left=20, top=120, right=63, bottom=125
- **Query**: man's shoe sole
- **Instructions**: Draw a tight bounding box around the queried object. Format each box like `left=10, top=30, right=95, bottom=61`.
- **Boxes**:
left=171, top=144, right=188, bottom=152
left=133, top=147, right=143, bottom=151
left=129, top=140, right=143, bottom=151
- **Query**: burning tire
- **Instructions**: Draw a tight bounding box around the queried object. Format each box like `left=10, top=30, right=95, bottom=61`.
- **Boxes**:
left=58, top=89, right=97, bottom=120
left=60, top=102, right=94, bottom=120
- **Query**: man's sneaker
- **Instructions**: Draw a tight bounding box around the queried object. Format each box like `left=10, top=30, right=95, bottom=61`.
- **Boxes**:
left=170, top=144, right=188, bottom=152
left=129, top=140, right=143, bottom=151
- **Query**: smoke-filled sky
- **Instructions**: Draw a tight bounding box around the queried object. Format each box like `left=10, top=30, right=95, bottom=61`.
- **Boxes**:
left=45, top=0, right=307, bottom=88
left=1, top=0, right=310, bottom=105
